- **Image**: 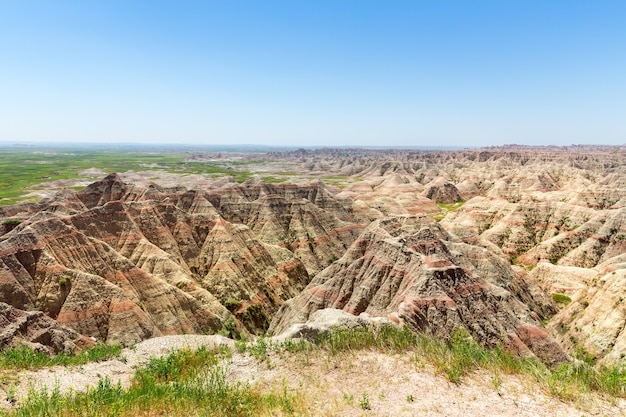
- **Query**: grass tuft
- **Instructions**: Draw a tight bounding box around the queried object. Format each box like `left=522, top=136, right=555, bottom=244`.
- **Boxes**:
left=2, top=346, right=302, bottom=417
left=552, top=293, right=572, bottom=304
left=0, top=343, right=123, bottom=370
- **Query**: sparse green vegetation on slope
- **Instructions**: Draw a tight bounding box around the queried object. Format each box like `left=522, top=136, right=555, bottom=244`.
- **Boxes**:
left=434, top=201, right=465, bottom=221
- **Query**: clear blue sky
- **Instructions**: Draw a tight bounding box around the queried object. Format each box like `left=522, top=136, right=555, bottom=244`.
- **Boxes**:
left=1, top=1, right=624, bottom=147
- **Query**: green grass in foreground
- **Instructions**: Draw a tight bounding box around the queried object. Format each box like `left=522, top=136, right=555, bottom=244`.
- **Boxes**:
left=3, top=327, right=626, bottom=416
left=0, top=344, right=123, bottom=370
left=2, top=346, right=298, bottom=417
left=238, top=326, right=626, bottom=400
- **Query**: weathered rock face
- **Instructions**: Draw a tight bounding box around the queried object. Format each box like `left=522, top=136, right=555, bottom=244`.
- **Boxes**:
left=545, top=257, right=626, bottom=364
left=336, top=174, right=440, bottom=220
left=0, top=207, right=226, bottom=345
left=0, top=174, right=363, bottom=344
left=272, top=308, right=394, bottom=342
left=423, top=178, right=463, bottom=204
left=269, top=216, right=568, bottom=365
left=0, top=302, right=89, bottom=354
left=201, top=179, right=364, bottom=276
left=442, top=199, right=625, bottom=268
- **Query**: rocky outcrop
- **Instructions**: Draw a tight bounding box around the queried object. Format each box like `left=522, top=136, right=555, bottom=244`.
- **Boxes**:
left=1, top=214, right=224, bottom=345
left=546, top=258, right=626, bottom=363
left=269, top=216, right=568, bottom=366
left=442, top=199, right=624, bottom=268
left=203, top=179, right=364, bottom=275
left=273, top=308, right=394, bottom=342
left=423, top=178, right=463, bottom=204
left=0, top=174, right=364, bottom=344
left=0, top=302, right=89, bottom=354
left=337, top=174, right=440, bottom=220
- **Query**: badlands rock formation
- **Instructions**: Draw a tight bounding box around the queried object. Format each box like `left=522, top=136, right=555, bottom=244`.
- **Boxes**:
left=269, top=215, right=568, bottom=365
left=0, top=174, right=362, bottom=345
left=1, top=145, right=625, bottom=366
left=264, top=145, right=626, bottom=363
left=0, top=302, right=89, bottom=354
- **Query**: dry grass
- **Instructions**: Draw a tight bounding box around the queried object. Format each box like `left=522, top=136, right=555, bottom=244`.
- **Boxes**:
left=2, top=326, right=625, bottom=416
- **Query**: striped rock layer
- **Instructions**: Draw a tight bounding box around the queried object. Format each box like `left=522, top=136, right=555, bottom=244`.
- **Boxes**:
left=269, top=216, right=569, bottom=366
left=0, top=174, right=363, bottom=345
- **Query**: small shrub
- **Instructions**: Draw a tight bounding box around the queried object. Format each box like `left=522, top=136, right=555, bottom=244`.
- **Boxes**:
left=239, top=303, right=269, bottom=331
left=552, top=293, right=572, bottom=305
left=574, top=345, right=597, bottom=366
left=224, top=299, right=241, bottom=312
left=58, top=276, right=70, bottom=288
left=359, top=391, right=371, bottom=410
left=217, top=316, right=241, bottom=339
left=135, top=346, right=216, bottom=384
left=247, top=337, right=269, bottom=361
left=6, top=383, right=17, bottom=404
left=342, top=391, right=354, bottom=405
left=2, top=219, right=21, bottom=231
